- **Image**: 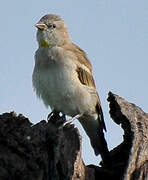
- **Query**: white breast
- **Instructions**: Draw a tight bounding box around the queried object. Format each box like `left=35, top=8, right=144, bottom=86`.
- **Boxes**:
left=32, top=47, right=96, bottom=116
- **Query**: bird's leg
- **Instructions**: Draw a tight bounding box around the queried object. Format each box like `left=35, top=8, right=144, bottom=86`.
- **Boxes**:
left=61, top=114, right=66, bottom=122
left=47, top=109, right=59, bottom=120
left=47, top=111, right=54, bottom=120
left=47, top=110, right=66, bottom=126
left=63, top=114, right=83, bottom=126
left=72, top=114, right=83, bottom=119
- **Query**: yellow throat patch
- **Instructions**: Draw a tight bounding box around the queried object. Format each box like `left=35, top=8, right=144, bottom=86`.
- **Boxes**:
left=41, top=40, right=50, bottom=47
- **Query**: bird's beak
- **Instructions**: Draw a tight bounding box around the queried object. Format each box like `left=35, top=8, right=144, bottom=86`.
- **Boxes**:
left=35, top=23, right=47, bottom=30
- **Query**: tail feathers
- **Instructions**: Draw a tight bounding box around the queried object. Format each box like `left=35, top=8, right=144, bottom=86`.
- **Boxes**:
left=95, top=104, right=111, bottom=164
left=79, top=110, right=110, bottom=165
left=90, top=126, right=110, bottom=165
left=91, top=129, right=108, bottom=155
left=96, top=103, right=106, bottom=132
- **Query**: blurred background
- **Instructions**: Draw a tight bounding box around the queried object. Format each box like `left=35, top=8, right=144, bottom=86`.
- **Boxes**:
left=0, top=0, right=147, bottom=165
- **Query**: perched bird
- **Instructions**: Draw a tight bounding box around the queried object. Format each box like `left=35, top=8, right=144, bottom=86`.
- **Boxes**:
left=32, top=14, right=110, bottom=164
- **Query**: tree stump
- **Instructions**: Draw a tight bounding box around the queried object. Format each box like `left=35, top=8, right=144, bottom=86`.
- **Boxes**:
left=0, top=92, right=148, bottom=179
left=108, top=92, right=148, bottom=180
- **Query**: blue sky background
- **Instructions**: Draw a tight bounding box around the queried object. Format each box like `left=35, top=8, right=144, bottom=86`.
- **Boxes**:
left=1, top=0, right=148, bottom=165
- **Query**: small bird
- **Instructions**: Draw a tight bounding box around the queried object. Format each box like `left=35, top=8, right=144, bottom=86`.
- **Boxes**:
left=32, top=14, right=110, bottom=164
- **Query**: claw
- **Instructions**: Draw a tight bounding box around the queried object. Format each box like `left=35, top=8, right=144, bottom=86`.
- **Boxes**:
left=47, top=110, right=59, bottom=120
left=63, top=114, right=83, bottom=126
left=72, top=114, right=83, bottom=119
left=47, top=111, right=53, bottom=120
left=61, top=114, right=66, bottom=122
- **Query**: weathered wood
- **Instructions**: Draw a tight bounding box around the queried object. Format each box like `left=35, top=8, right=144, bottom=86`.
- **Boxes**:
left=0, top=92, right=148, bottom=179
left=0, top=112, right=84, bottom=180
left=108, top=92, right=148, bottom=180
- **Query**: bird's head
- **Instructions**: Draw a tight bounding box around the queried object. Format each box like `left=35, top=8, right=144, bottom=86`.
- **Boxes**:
left=35, top=14, right=70, bottom=48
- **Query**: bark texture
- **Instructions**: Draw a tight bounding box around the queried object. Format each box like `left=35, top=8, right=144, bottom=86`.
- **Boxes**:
left=0, top=92, right=148, bottom=179
left=0, top=113, right=84, bottom=180
left=108, top=92, right=148, bottom=180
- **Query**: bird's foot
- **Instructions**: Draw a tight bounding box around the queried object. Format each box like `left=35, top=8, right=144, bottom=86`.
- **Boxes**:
left=47, top=110, right=59, bottom=121
left=60, top=114, right=66, bottom=123
left=47, top=110, right=66, bottom=125
left=63, top=114, right=82, bottom=126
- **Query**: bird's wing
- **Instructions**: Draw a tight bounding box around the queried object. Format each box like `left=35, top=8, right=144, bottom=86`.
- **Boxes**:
left=68, top=43, right=106, bottom=131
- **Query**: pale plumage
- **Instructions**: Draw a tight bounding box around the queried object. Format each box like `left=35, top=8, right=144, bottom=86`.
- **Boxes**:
left=32, top=14, right=110, bottom=164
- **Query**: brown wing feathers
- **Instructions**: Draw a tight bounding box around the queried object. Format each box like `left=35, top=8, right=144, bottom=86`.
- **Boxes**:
left=71, top=44, right=106, bottom=132
left=76, top=67, right=95, bottom=87
left=77, top=66, right=106, bottom=132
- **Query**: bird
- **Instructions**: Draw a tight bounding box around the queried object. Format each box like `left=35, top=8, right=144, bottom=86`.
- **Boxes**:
left=32, top=14, right=110, bottom=164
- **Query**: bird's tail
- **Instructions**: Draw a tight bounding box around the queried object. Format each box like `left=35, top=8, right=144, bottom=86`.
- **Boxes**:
left=78, top=109, right=110, bottom=165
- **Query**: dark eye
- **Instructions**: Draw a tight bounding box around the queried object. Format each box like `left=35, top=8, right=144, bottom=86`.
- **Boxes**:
left=52, top=24, right=56, bottom=28
left=47, top=23, right=56, bottom=29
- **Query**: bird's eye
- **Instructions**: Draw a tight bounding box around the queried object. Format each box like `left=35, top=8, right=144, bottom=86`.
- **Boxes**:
left=47, top=23, right=56, bottom=29
left=52, top=24, right=56, bottom=28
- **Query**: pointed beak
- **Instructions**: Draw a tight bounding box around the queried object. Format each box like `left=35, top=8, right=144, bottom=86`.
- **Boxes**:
left=35, top=23, right=47, bottom=30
